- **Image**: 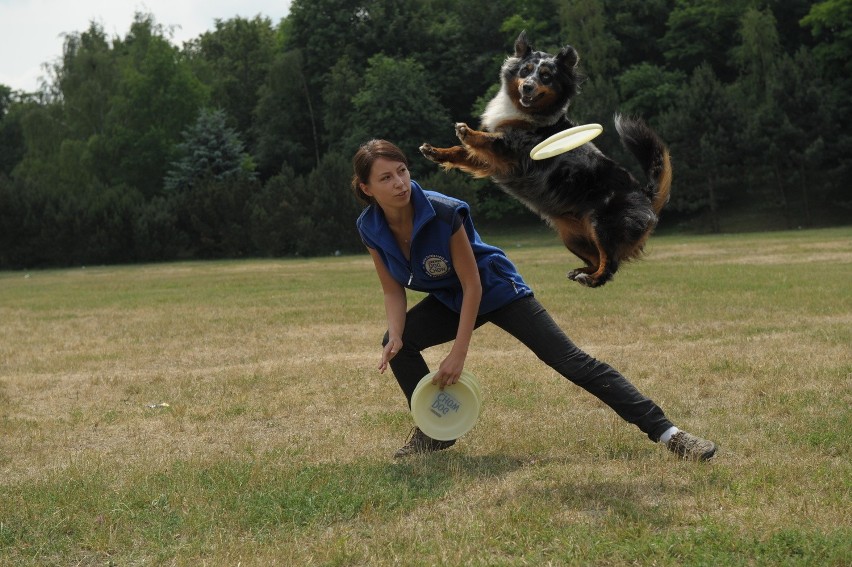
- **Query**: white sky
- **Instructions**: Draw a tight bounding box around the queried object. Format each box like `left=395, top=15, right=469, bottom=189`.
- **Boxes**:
left=0, top=0, right=293, bottom=93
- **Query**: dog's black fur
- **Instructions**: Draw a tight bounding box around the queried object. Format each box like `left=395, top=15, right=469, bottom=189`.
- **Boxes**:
left=420, top=31, right=672, bottom=287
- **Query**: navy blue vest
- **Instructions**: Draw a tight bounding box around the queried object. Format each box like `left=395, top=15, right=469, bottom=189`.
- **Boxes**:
left=357, top=181, right=532, bottom=314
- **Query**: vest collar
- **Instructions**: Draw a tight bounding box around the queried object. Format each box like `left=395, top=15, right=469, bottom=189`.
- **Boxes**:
left=362, top=180, right=434, bottom=263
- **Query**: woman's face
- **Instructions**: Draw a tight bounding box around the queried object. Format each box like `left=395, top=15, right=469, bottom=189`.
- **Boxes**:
left=360, top=158, right=411, bottom=208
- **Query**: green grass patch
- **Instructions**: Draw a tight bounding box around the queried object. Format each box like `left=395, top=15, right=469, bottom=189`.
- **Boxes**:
left=1, top=227, right=850, bottom=565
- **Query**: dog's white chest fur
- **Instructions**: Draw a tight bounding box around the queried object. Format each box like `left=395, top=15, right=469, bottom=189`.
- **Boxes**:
left=481, top=89, right=529, bottom=131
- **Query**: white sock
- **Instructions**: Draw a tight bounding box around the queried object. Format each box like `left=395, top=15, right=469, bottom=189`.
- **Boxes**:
left=659, top=426, right=680, bottom=444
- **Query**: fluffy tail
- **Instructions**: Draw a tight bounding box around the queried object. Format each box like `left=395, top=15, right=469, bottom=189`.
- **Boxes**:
left=614, top=114, right=672, bottom=214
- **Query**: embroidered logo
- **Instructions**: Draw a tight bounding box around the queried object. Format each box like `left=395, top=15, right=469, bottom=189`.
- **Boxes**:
left=422, top=254, right=450, bottom=277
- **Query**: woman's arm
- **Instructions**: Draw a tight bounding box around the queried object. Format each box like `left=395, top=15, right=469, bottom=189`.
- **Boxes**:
left=433, top=226, right=482, bottom=388
left=367, top=247, right=408, bottom=374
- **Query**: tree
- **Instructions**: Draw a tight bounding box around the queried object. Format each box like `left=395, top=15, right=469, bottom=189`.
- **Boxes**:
left=558, top=0, right=620, bottom=78
left=52, top=22, right=119, bottom=139
left=617, top=63, right=686, bottom=122
left=800, top=0, right=852, bottom=214
left=164, top=108, right=256, bottom=192
left=734, top=8, right=783, bottom=103
left=349, top=54, right=452, bottom=178
left=253, top=49, right=319, bottom=178
left=12, top=101, right=67, bottom=189
left=0, top=86, right=26, bottom=176
left=660, top=0, right=751, bottom=82
left=801, top=0, right=852, bottom=75
left=190, top=17, right=277, bottom=150
left=161, top=107, right=259, bottom=257
left=606, top=0, right=674, bottom=68
left=556, top=0, right=622, bottom=155
left=247, top=165, right=302, bottom=256
left=92, top=14, right=209, bottom=198
left=658, top=64, right=741, bottom=232
left=299, top=151, right=364, bottom=255
left=283, top=0, right=371, bottom=88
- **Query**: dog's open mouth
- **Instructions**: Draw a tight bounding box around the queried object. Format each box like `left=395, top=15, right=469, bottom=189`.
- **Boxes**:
left=520, top=92, right=545, bottom=107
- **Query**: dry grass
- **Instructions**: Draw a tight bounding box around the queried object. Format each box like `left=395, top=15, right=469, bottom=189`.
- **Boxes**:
left=1, top=227, right=850, bottom=565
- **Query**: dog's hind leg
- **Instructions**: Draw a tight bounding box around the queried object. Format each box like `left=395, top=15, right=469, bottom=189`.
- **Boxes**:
left=552, top=216, right=602, bottom=283
left=570, top=216, right=617, bottom=288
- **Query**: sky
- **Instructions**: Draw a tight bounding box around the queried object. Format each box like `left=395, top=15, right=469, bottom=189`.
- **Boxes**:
left=0, top=0, right=293, bottom=93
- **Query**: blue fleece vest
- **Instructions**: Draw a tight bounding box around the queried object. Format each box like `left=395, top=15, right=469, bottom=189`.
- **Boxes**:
left=357, top=181, right=532, bottom=314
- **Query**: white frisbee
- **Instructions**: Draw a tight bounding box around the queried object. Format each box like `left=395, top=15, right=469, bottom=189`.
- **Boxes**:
left=411, top=370, right=482, bottom=441
left=529, top=123, right=603, bottom=160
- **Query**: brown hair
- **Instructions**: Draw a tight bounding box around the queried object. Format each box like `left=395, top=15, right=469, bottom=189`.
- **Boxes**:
left=351, top=139, right=409, bottom=206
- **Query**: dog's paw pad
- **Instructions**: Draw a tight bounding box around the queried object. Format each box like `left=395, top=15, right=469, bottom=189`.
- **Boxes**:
left=454, top=123, right=469, bottom=140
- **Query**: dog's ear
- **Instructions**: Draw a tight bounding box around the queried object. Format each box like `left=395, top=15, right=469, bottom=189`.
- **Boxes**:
left=514, top=31, right=533, bottom=58
left=556, top=45, right=579, bottom=70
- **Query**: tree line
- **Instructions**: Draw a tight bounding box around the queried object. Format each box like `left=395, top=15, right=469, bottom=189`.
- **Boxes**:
left=0, top=0, right=849, bottom=269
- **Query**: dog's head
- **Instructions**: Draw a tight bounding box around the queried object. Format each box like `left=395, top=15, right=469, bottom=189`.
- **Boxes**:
left=501, top=31, right=582, bottom=115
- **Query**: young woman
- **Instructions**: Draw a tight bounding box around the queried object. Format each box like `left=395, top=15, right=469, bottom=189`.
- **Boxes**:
left=352, top=139, right=716, bottom=461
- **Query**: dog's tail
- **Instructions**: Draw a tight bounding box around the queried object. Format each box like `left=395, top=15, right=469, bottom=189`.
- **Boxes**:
left=614, top=114, right=672, bottom=214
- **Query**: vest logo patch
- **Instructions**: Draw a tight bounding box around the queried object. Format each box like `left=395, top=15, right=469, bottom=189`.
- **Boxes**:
left=422, top=255, right=450, bottom=277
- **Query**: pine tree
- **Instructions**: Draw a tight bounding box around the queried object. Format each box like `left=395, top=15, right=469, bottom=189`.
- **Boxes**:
left=164, top=108, right=255, bottom=192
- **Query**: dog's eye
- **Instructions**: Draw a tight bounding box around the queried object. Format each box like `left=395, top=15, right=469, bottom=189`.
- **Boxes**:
left=540, top=72, right=552, bottom=83
left=519, top=67, right=531, bottom=78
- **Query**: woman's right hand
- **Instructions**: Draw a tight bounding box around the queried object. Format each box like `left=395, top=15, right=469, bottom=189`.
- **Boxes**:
left=379, top=336, right=402, bottom=374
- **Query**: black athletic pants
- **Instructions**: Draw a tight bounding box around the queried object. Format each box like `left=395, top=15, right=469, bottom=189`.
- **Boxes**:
left=383, top=294, right=674, bottom=441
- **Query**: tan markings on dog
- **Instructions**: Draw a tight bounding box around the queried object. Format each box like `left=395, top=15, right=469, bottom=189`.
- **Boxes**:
left=582, top=215, right=610, bottom=282
left=509, top=78, right=524, bottom=102
left=464, top=147, right=515, bottom=177
left=653, top=149, right=673, bottom=214
left=533, top=87, right=558, bottom=109
left=553, top=215, right=597, bottom=269
left=460, top=126, right=504, bottom=148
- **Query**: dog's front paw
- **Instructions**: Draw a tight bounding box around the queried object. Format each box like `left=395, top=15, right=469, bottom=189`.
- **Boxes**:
left=454, top=123, right=470, bottom=142
left=419, top=143, right=439, bottom=162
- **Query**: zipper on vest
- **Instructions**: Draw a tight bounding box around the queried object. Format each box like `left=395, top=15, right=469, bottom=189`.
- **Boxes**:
left=407, top=272, right=413, bottom=286
left=490, top=260, right=519, bottom=293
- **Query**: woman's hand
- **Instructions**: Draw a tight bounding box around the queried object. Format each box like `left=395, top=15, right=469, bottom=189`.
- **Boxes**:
left=431, top=347, right=466, bottom=388
left=379, top=335, right=402, bottom=374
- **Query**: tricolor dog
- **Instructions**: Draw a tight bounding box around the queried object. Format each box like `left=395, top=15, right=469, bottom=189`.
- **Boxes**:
left=420, top=31, right=672, bottom=288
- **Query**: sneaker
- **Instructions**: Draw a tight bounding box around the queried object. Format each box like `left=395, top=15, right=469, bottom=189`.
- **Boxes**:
left=393, top=427, right=456, bottom=458
left=666, top=431, right=717, bottom=461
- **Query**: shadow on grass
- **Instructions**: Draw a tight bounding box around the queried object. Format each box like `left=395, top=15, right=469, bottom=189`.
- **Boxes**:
left=0, top=453, right=526, bottom=561
left=389, top=450, right=525, bottom=480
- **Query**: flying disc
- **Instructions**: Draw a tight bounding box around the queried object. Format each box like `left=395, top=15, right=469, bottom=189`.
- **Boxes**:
left=529, top=123, right=603, bottom=160
left=411, top=370, right=482, bottom=441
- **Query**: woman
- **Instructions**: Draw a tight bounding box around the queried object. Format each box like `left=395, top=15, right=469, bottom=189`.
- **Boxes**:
left=352, top=139, right=716, bottom=461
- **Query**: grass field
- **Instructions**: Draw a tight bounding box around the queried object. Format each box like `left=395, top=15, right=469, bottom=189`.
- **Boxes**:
left=1, top=227, right=850, bottom=566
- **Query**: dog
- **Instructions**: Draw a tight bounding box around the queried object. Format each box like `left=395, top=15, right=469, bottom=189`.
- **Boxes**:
left=419, top=31, right=672, bottom=288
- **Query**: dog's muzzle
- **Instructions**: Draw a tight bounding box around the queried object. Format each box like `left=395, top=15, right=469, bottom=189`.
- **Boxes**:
left=519, top=81, right=542, bottom=106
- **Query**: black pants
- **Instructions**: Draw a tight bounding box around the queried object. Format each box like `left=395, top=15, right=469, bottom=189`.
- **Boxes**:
left=383, top=295, right=674, bottom=441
